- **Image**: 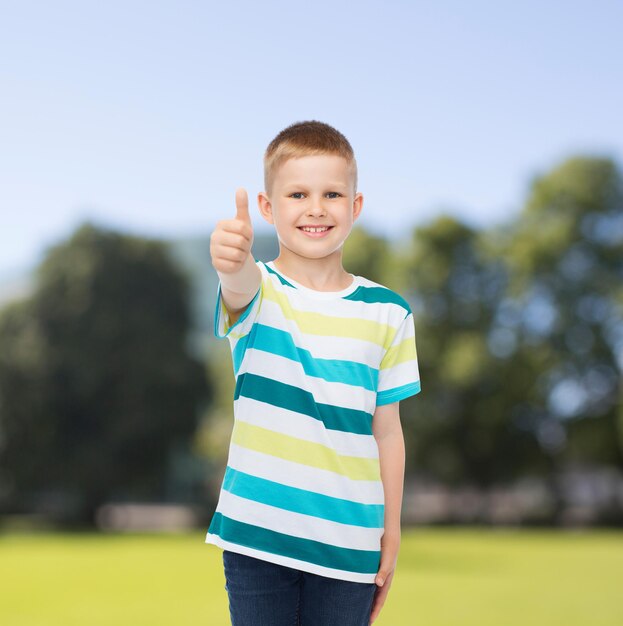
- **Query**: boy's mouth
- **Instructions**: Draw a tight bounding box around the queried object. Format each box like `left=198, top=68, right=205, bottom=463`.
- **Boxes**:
left=297, top=226, right=334, bottom=238
left=297, top=226, right=334, bottom=233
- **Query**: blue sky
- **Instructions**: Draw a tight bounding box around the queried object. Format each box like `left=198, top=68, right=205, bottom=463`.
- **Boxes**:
left=1, top=0, right=621, bottom=276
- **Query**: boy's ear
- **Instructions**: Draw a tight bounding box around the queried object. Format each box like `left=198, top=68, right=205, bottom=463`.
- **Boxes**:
left=352, top=192, right=364, bottom=222
left=257, top=191, right=274, bottom=225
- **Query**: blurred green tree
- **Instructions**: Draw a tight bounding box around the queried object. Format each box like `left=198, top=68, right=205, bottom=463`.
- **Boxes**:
left=393, top=156, right=622, bottom=523
left=500, top=157, right=623, bottom=504
left=342, top=224, right=393, bottom=284
left=0, top=223, right=210, bottom=524
left=397, top=216, right=540, bottom=496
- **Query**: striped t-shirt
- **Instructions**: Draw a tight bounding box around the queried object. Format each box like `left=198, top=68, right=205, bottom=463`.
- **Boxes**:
left=205, top=259, right=421, bottom=583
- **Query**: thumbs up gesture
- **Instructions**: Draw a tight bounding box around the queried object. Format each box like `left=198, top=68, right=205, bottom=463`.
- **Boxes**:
left=210, top=188, right=255, bottom=274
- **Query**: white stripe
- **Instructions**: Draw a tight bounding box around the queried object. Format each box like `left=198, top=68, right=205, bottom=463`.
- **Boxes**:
left=226, top=443, right=385, bottom=504
left=238, top=350, right=376, bottom=412
left=389, top=319, right=415, bottom=345
left=204, top=535, right=378, bottom=584
left=215, top=490, right=382, bottom=550
left=263, top=264, right=408, bottom=323
left=259, top=299, right=387, bottom=363
left=233, top=398, right=379, bottom=457
left=378, top=359, right=420, bottom=392
left=208, top=261, right=415, bottom=583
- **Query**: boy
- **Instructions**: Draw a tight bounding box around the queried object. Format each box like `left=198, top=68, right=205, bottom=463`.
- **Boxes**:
left=207, top=120, right=421, bottom=626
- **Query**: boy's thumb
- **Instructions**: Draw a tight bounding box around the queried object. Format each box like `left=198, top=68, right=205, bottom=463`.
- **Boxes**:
left=235, top=188, right=251, bottom=224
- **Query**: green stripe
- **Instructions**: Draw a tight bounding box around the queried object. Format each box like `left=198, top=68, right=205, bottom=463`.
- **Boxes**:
left=234, top=372, right=373, bottom=435
left=208, top=511, right=381, bottom=574
left=345, top=284, right=412, bottom=315
left=264, top=262, right=296, bottom=288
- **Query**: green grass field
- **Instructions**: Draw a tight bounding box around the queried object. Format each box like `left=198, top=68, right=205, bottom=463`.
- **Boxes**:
left=1, top=527, right=621, bottom=625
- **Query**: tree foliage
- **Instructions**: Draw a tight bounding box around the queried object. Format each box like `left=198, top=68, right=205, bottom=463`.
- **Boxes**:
left=502, top=156, right=623, bottom=468
left=0, top=223, right=210, bottom=522
left=394, top=156, right=623, bottom=498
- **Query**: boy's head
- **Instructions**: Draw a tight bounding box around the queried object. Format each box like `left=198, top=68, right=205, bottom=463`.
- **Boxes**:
left=257, top=121, right=363, bottom=264
left=263, top=120, right=358, bottom=197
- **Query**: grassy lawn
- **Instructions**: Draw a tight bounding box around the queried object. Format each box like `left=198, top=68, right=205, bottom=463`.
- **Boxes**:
left=1, top=526, right=621, bottom=625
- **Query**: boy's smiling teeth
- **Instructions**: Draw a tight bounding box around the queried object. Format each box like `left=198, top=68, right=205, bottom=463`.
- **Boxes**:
left=298, top=226, right=333, bottom=232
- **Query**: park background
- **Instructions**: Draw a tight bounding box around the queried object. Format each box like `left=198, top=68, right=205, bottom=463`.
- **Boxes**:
left=1, top=1, right=622, bottom=624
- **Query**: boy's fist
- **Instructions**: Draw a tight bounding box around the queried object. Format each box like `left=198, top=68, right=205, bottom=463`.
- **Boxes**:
left=210, top=188, right=254, bottom=274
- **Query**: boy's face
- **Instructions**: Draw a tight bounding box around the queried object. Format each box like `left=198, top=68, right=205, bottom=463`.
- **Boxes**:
left=258, top=154, right=363, bottom=263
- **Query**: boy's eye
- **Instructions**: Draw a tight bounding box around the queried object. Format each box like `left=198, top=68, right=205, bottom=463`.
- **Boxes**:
left=289, top=192, right=341, bottom=199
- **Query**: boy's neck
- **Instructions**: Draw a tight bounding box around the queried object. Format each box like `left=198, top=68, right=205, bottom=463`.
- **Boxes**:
left=272, top=252, right=353, bottom=292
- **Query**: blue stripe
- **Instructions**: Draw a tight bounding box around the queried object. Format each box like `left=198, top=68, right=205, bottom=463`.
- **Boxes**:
left=214, top=281, right=262, bottom=342
left=232, top=331, right=251, bottom=374
left=376, top=380, right=421, bottom=405
left=234, top=323, right=377, bottom=390
left=223, top=466, right=384, bottom=528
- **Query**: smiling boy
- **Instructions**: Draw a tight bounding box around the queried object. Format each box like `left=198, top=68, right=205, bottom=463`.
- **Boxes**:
left=207, top=120, right=421, bottom=625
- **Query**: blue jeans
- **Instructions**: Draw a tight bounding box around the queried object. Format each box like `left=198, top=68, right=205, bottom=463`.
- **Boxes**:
left=222, top=550, right=377, bottom=626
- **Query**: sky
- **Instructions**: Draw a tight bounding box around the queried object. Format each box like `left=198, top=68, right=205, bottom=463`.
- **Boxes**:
left=1, top=0, right=622, bottom=277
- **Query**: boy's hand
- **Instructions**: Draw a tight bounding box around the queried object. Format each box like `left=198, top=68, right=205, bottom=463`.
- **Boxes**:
left=369, top=533, right=400, bottom=624
left=210, top=188, right=254, bottom=274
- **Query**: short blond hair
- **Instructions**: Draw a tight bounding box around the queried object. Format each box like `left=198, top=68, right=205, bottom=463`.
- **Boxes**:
left=264, top=120, right=358, bottom=195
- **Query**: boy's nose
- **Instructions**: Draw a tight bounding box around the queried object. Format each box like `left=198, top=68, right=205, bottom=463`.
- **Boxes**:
left=307, top=200, right=327, bottom=215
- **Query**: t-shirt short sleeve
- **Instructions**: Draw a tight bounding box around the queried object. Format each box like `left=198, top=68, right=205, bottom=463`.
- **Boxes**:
left=214, top=262, right=263, bottom=339
left=376, top=310, right=421, bottom=405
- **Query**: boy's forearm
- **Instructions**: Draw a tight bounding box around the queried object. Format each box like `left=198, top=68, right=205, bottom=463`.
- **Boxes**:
left=377, top=430, right=406, bottom=538
left=218, top=253, right=261, bottom=311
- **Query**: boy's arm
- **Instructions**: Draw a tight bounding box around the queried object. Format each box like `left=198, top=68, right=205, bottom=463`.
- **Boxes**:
left=370, top=403, right=405, bottom=626
left=210, top=188, right=262, bottom=326
left=372, top=401, right=405, bottom=541
left=218, top=253, right=262, bottom=325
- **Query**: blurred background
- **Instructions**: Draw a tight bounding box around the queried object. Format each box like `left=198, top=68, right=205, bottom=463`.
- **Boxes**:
left=1, top=1, right=622, bottom=624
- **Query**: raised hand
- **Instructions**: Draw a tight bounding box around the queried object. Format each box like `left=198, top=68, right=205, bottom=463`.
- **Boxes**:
left=210, top=188, right=254, bottom=274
